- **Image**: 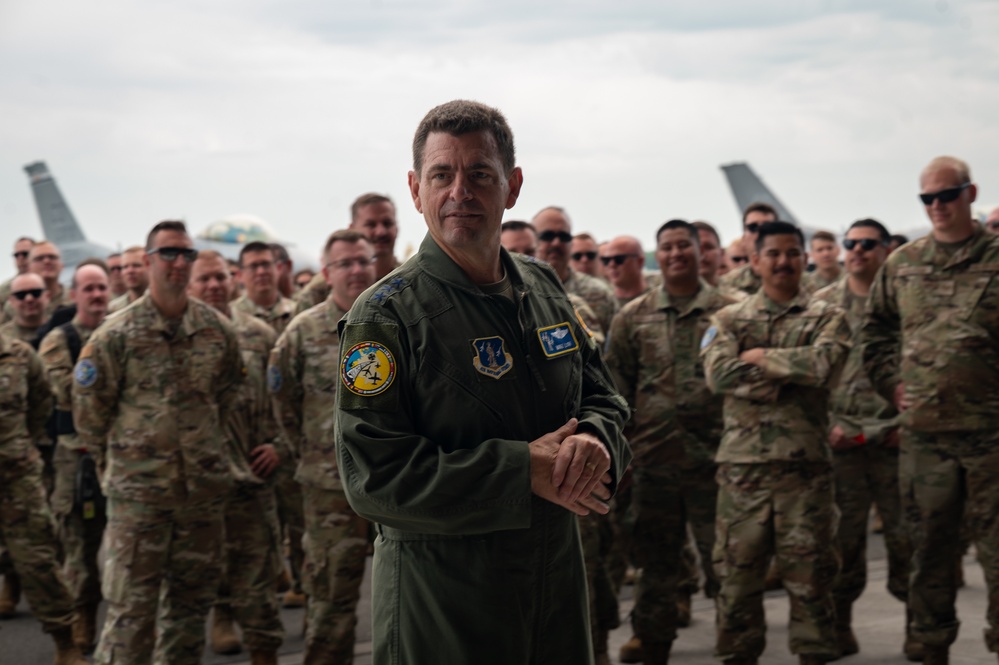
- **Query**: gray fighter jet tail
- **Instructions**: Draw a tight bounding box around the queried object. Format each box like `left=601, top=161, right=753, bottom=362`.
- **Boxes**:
left=720, top=162, right=800, bottom=226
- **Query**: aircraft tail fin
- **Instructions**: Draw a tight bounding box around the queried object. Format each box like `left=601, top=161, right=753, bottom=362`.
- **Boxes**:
left=23, top=161, right=87, bottom=244
left=720, top=162, right=800, bottom=226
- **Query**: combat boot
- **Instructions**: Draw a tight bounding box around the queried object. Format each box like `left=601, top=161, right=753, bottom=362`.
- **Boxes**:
left=250, top=651, right=278, bottom=665
left=51, top=626, right=89, bottom=665
left=922, top=645, right=948, bottom=665
left=72, top=603, right=99, bottom=653
left=835, top=603, right=858, bottom=656
left=903, top=608, right=925, bottom=662
left=210, top=604, right=242, bottom=655
left=0, top=573, right=21, bottom=618
left=276, top=566, right=292, bottom=593
left=283, top=589, right=307, bottom=608
left=764, top=559, right=782, bottom=591
left=676, top=592, right=692, bottom=628
left=619, top=634, right=642, bottom=663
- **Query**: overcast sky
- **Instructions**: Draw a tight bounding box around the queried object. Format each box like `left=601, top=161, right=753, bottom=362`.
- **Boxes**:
left=2, top=0, right=997, bottom=275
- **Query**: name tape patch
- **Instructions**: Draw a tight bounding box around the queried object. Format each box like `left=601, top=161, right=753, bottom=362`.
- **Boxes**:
left=537, top=322, right=579, bottom=358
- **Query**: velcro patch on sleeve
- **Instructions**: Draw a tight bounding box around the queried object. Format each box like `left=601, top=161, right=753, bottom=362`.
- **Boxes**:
left=338, top=322, right=401, bottom=411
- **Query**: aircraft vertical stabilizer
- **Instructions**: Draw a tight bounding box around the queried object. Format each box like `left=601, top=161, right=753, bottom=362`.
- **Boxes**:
left=23, top=161, right=87, bottom=244
left=720, top=162, right=800, bottom=226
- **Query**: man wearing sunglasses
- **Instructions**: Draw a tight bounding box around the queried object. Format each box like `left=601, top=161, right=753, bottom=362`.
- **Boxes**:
left=1, top=272, right=50, bottom=343
left=863, top=156, right=999, bottom=665
left=599, top=236, right=649, bottom=306
left=720, top=202, right=778, bottom=295
left=73, top=220, right=245, bottom=665
left=570, top=233, right=602, bottom=278
left=0, top=236, right=36, bottom=326
left=2, top=241, right=69, bottom=325
left=532, top=207, right=618, bottom=334
left=812, top=219, right=914, bottom=659
left=985, top=206, right=999, bottom=234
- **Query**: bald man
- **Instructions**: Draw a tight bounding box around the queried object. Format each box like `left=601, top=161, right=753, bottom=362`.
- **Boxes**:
left=1, top=273, right=50, bottom=343
left=599, top=236, right=649, bottom=306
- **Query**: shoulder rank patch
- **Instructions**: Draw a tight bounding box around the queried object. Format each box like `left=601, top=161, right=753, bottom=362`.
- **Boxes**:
left=701, top=326, right=718, bottom=350
left=341, top=341, right=396, bottom=396
left=74, top=359, right=98, bottom=388
left=369, top=277, right=407, bottom=305
left=537, top=322, right=579, bottom=358
left=471, top=336, right=513, bottom=379
left=267, top=366, right=282, bottom=392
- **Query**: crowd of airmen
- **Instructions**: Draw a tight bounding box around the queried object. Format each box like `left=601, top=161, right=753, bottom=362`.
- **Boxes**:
left=1, top=154, right=998, bottom=665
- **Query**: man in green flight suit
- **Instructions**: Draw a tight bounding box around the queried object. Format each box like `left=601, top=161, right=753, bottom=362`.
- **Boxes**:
left=335, top=99, right=630, bottom=665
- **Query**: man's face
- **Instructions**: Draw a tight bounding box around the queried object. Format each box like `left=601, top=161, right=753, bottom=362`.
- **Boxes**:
left=570, top=237, right=600, bottom=276
left=8, top=273, right=48, bottom=326
left=239, top=248, right=278, bottom=304
left=697, top=229, right=722, bottom=282
left=71, top=266, right=109, bottom=323
left=409, top=130, right=522, bottom=254
left=121, top=250, right=148, bottom=292
left=28, top=243, right=63, bottom=282
left=323, top=240, right=376, bottom=310
left=295, top=272, right=314, bottom=290
left=188, top=255, right=232, bottom=312
left=352, top=202, right=399, bottom=258
left=13, top=239, right=33, bottom=274
left=655, top=228, right=700, bottom=285
left=727, top=240, right=749, bottom=269
left=106, top=255, right=124, bottom=293
left=145, top=229, right=195, bottom=294
left=500, top=228, right=537, bottom=256
left=810, top=238, right=840, bottom=270
left=742, top=210, right=777, bottom=254
left=599, top=238, right=644, bottom=288
left=753, top=233, right=806, bottom=293
left=533, top=209, right=573, bottom=274
left=985, top=207, right=999, bottom=234
left=920, top=165, right=976, bottom=235
left=843, top=227, right=888, bottom=282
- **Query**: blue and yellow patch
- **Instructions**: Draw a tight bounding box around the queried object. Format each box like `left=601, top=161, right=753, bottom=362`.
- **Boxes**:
left=537, top=322, right=579, bottom=358
left=701, top=326, right=718, bottom=350
left=471, top=336, right=513, bottom=379
left=267, top=366, right=282, bottom=392
left=74, top=359, right=98, bottom=388
left=341, top=341, right=396, bottom=397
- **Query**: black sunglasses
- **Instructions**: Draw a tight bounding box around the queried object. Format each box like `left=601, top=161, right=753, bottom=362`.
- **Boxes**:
left=730, top=256, right=749, bottom=264
left=842, top=238, right=885, bottom=252
left=148, top=247, right=199, bottom=262
left=988, top=221, right=999, bottom=231
left=919, top=182, right=970, bottom=206
left=12, top=288, right=44, bottom=300
left=571, top=251, right=597, bottom=261
left=12, top=251, right=29, bottom=260
left=599, top=254, right=639, bottom=267
left=744, top=223, right=761, bottom=234
left=538, top=230, right=573, bottom=243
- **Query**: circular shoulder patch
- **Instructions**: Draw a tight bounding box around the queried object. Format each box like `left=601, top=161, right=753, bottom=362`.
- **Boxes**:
left=74, top=359, right=98, bottom=388
left=267, top=365, right=282, bottom=392
left=700, top=325, right=718, bottom=350
left=341, top=341, right=396, bottom=397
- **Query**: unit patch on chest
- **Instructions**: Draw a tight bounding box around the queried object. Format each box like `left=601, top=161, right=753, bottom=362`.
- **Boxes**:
left=537, top=322, right=579, bottom=358
left=471, top=336, right=513, bottom=379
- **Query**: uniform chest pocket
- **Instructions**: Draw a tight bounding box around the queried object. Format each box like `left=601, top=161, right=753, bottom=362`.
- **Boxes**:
left=421, top=348, right=504, bottom=423
left=958, top=266, right=999, bottom=324
left=781, top=314, right=822, bottom=347
left=0, top=364, right=27, bottom=412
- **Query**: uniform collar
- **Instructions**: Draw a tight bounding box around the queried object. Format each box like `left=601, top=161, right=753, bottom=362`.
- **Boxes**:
left=416, top=233, right=528, bottom=297
left=752, top=287, right=810, bottom=315
left=926, top=223, right=991, bottom=270
left=134, top=292, right=209, bottom=338
left=654, top=279, right=714, bottom=316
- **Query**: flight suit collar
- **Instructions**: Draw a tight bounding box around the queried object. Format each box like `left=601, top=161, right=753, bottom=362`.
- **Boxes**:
left=654, top=279, right=714, bottom=317
left=416, top=234, right=529, bottom=297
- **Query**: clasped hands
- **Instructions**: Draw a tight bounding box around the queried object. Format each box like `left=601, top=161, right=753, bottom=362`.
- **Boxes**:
left=529, top=418, right=612, bottom=517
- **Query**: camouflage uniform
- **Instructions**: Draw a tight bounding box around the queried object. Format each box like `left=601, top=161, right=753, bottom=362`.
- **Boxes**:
left=719, top=263, right=762, bottom=295
left=0, top=331, right=77, bottom=633
left=605, top=280, right=739, bottom=654
left=564, top=267, right=619, bottom=335
left=269, top=297, right=366, bottom=663
left=812, top=279, right=909, bottom=616
left=0, top=320, right=41, bottom=344
left=702, top=289, right=851, bottom=661
left=861, top=225, right=999, bottom=652
left=233, top=292, right=305, bottom=597
left=802, top=270, right=841, bottom=294
left=72, top=293, right=244, bottom=665
left=108, top=292, right=141, bottom=314
left=293, top=273, right=330, bottom=316
left=217, top=308, right=284, bottom=653
left=38, top=319, right=106, bottom=613
left=2, top=283, right=70, bottom=324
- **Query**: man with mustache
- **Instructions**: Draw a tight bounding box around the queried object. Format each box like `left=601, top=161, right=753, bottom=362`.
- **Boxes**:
left=703, top=221, right=851, bottom=665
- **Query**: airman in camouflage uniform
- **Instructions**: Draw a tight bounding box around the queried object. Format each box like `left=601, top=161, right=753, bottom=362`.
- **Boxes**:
left=862, top=156, right=999, bottom=664
left=811, top=219, right=913, bottom=659
left=703, top=221, right=851, bottom=665
left=606, top=220, right=741, bottom=664
left=0, top=329, right=88, bottom=664
left=73, top=221, right=244, bottom=665
left=0, top=236, right=35, bottom=326
left=107, top=246, right=148, bottom=314
left=188, top=250, right=285, bottom=663
left=233, top=241, right=306, bottom=607
left=38, top=263, right=111, bottom=653
left=269, top=230, right=376, bottom=664
left=718, top=202, right=778, bottom=297
left=1, top=272, right=49, bottom=344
